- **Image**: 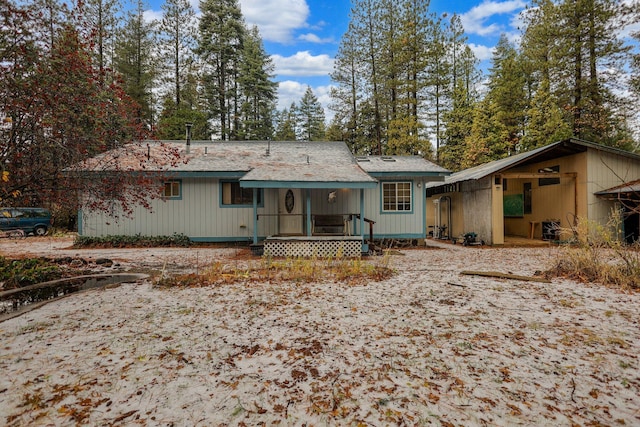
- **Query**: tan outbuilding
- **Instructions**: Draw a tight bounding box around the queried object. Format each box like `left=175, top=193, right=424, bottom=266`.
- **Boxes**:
left=426, top=138, right=640, bottom=245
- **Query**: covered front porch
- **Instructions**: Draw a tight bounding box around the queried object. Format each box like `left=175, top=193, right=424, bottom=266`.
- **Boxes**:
left=247, top=186, right=375, bottom=257
left=242, top=172, right=377, bottom=256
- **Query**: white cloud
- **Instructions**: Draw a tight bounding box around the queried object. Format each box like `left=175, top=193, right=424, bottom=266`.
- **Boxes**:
left=298, top=33, right=335, bottom=44
left=272, top=51, right=334, bottom=76
left=277, top=80, right=308, bottom=110
left=240, top=0, right=310, bottom=43
left=143, top=10, right=163, bottom=23
left=313, top=84, right=333, bottom=112
left=276, top=81, right=335, bottom=121
left=460, top=0, right=527, bottom=36
left=468, top=43, right=494, bottom=61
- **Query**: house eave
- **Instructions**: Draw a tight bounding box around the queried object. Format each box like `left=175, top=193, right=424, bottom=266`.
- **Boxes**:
left=368, top=172, right=448, bottom=179
left=239, top=180, right=378, bottom=189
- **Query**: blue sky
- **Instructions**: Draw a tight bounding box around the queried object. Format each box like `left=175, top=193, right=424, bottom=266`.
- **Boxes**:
left=143, top=0, right=638, bottom=116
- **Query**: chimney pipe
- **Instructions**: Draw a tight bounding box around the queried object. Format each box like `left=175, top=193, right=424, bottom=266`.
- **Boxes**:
left=185, top=122, right=193, bottom=154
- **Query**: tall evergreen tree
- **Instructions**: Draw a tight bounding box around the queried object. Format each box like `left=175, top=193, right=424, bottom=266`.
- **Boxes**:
left=484, top=34, right=527, bottom=157
left=197, top=0, right=244, bottom=140
left=237, top=26, right=277, bottom=140
left=160, top=0, right=195, bottom=108
left=156, top=96, right=209, bottom=139
left=25, top=0, right=68, bottom=51
left=440, top=40, right=480, bottom=171
left=297, top=87, right=326, bottom=141
left=464, top=96, right=507, bottom=167
left=521, top=0, right=633, bottom=146
left=521, top=79, right=572, bottom=150
left=329, top=22, right=366, bottom=153
left=349, top=0, right=385, bottom=153
left=274, top=105, right=298, bottom=141
left=423, top=13, right=451, bottom=161
left=114, top=0, right=157, bottom=128
left=81, top=0, right=121, bottom=81
left=386, top=0, right=433, bottom=157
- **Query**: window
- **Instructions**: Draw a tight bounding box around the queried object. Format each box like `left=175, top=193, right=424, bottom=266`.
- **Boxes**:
left=163, top=180, right=181, bottom=199
left=382, top=182, right=412, bottom=212
left=222, top=181, right=262, bottom=206
left=523, top=182, right=532, bottom=214
left=539, top=165, right=560, bottom=186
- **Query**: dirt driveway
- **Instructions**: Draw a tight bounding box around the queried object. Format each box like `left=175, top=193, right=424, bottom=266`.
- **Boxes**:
left=1, top=237, right=639, bottom=426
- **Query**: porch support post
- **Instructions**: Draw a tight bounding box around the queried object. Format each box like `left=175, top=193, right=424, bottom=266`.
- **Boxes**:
left=421, top=180, right=427, bottom=238
left=306, top=189, right=312, bottom=236
left=360, top=189, right=367, bottom=252
left=252, top=188, right=258, bottom=244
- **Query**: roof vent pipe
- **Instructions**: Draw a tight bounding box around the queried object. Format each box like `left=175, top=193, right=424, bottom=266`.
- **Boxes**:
left=185, top=122, right=193, bottom=154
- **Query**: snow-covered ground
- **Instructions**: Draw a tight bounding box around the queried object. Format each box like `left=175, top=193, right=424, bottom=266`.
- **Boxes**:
left=1, top=238, right=638, bottom=426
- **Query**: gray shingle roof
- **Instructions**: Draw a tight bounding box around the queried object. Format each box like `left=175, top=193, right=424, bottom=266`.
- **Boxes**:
left=426, top=138, right=640, bottom=189
left=79, top=140, right=378, bottom=187
left=236, top=141, right=377, bottom=187
left=356, top=155, right=449, bottom=175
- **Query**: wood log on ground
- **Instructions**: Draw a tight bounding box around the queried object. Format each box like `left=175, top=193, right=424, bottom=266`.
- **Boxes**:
left=460, top=270, right=551, bottom=283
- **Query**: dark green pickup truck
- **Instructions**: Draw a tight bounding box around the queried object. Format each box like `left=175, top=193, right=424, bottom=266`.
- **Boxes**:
left=0, top=207, right=53, bottom=236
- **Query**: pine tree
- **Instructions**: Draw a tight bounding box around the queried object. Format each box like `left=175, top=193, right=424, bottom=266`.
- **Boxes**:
left=464, top=97, right=507, bottom=167
left=632, top=29, right=640, bottom=98
left=156, top=96, right=209, bottom=139
left=237, top=26, right=277, bottom=140
left=1, top=2, right=156, bottom=210
left=440, top=82, right=476, bottom=171
left=423, top=13, right=451, bottom=162
left=329, top=22, right=366, bottom=153
left=274, top=106, right=297, bottom=141
left=521, top=80, right=572, bottom=150
left=385, top=0, right=433, bottom=158
left=25, top=0, right=68, bottom=51
left=521, top=0, right=634, bottom=146
left=485, top=35, right=527, bottom=157
left=297, top=87, right=326, bottom=141
left=440, top=42, right=479, bottom=171
left=114, top=0, right=157, bottom=127
left=81, top=0, right=122, bottom=81
left=160, top=0, right=196, bottom=108
left=197, top=0, right=244, bottom=140
left=348, top=0, right=385, bottom=153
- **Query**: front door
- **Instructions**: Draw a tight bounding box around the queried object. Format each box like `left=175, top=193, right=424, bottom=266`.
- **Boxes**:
left=278, top=188, right=303, bottom=235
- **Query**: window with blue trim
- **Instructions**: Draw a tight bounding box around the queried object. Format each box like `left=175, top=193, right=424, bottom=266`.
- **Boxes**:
left=222, top=181, right=262, bottom=206
left=382, top=182, right=411, bottom=211
left=163, top=180, right=181, bottom=199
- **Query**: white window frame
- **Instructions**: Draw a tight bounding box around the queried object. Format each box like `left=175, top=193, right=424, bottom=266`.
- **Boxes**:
left=382, top=181, right=412, bottom=212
